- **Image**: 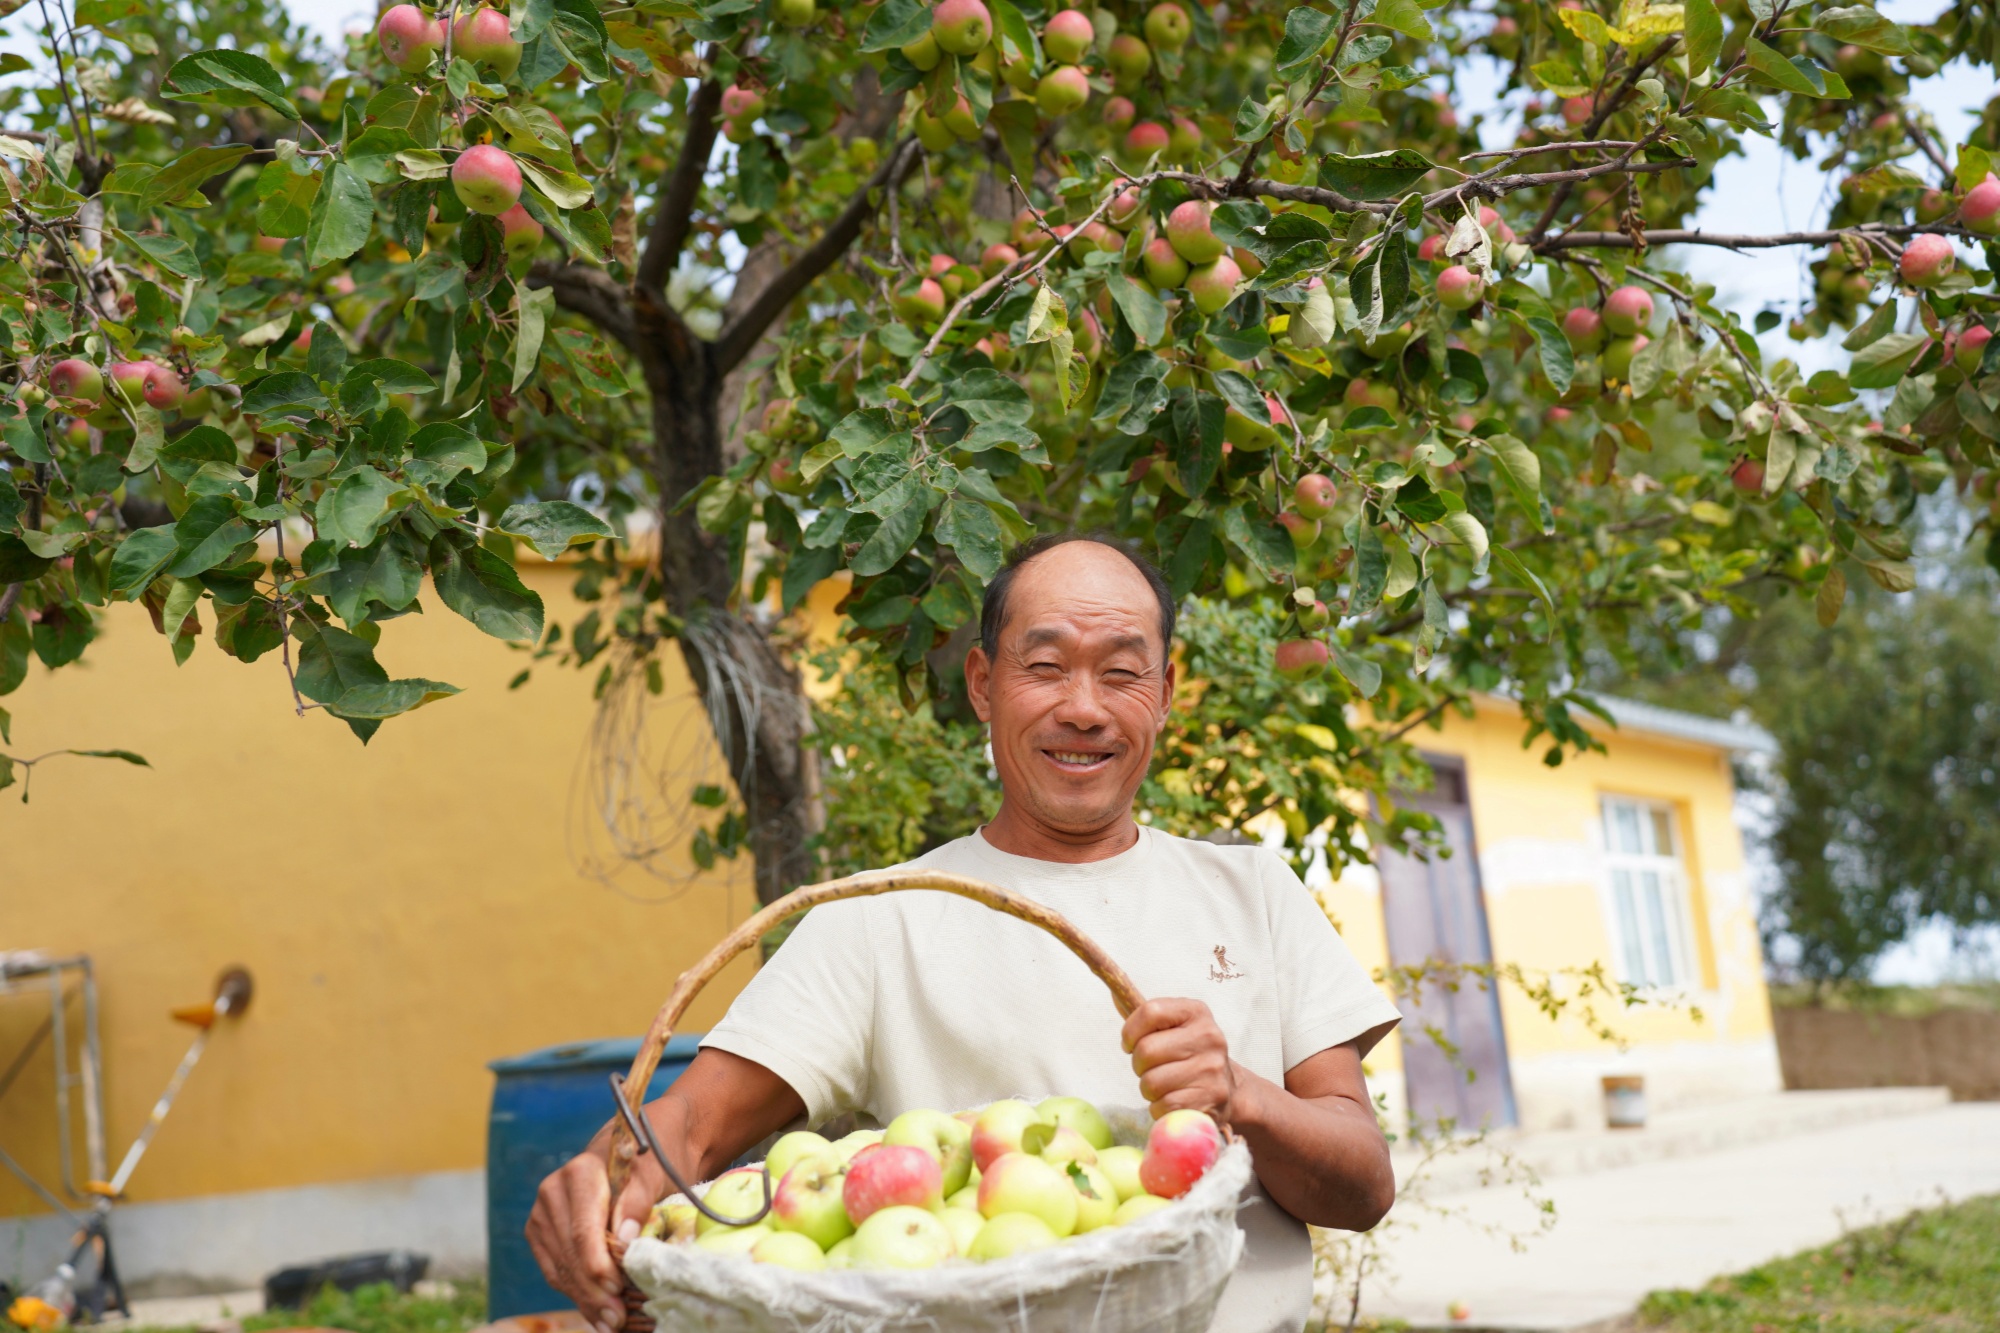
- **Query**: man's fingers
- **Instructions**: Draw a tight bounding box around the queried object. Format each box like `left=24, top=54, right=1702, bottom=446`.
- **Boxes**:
left=1120, top=996, right=1214, bottom=1052
left=1135, top=1053, right=1229, bottom=1107
left=1129, top=1023, right=1216, bottom=1076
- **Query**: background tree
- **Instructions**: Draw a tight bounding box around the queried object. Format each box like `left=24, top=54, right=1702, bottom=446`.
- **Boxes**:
left=0, top=0, right=1995, bottom=906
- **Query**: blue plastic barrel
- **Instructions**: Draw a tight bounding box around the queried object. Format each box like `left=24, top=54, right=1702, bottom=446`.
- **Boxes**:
left=485, top=1035, right=704, bottom=1319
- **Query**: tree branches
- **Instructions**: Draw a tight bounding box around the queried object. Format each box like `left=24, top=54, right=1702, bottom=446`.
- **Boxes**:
left=711, top=138, right=921, bottom=375
left=527, top=261, right=635, bottom=347
left=636, top=76, right=724, bottom=294
left=1536, top=223, right=1972, bottom=253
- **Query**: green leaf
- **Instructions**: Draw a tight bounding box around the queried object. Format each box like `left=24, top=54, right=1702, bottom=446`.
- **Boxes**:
left=343, top=358, right=437, bottom=396
left=1812, top=6, right=1911, bottom=54
left=109, top=526, right=176, bottom=597
left=497, top=500, right=614, bottom=559
left=1331, top=644, right=1382, bottom=698
left=1743, top=38, right=1843, bottom=97
left=328, top=533, right=424, bottom=624
left=294, top=619, right=389, bottom=707
left=116, top=229, right=201, bottom=279
left=782, top=544, right=840, bottom=612
left=330, top=677, right=463, bottom=720
left=935, top=496, right=1006, bottom=578
left=1848, top=332, right=1928, bottom=389
left=1683, top=0, right=1721, bottom=76
left=513, top=284, right=555, bottom=390
left=1351, top=522, right=1388, bottom=614
left=161, top=49, right=300, bottom=118
left=0, top=534, right=54, bottom=583
left=551, top=0, right=612, bottom=80
left=949, top=369, right=1034, bottom=424
left=1105, top=273, right=1167, bottom=346
left=989, top=0, right=1037, bottom=63
left=254, top=161, right=321, bottom=238
left=320, top=468, right=402, bottom=549
left=1274, top=6, right=1337, bottom=76
left=851, top=498, right=928, bottom=576
left=1841, top=301, right=1898, bottom=352
left=1317, top=149, right=1435, bottom=200
left=168, top=496, right=256, bottom=577
left=861, top=0, right=934, bottom=51
left=1493, top=546, right=1556, bottom=622
left=517, top=156, right=594, bottom=209
left=430, top=535, right=546, bottom=641
left=1210, top=368, right=1268, bottom=425
left=411, top=422, right=489, bottom=476
left=162, top=426, right=239, bottom=464
left=142, top=143, right=255, bottom=209
left=1484, top=434, right=1547, bottom=529
left=1526, top=315, right=1575, bottom=395
left=240, top=370, right=329, bottom=417
left=306, top=164, right=375, bottom=269
left=1372, top=0, right=1434, bottom=41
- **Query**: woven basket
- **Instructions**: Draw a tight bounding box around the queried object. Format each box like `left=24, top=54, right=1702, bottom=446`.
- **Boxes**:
left=605, top=869, right=1249, bottom=1333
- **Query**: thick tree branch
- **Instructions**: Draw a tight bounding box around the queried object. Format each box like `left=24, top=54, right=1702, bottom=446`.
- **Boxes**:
left=711, top=138, right=921, bottom=376
left=526, top=261, right=636, bottom=348
left=636, top=77, right=724, bottom=293
left=1159, top=155, right=1693, bottom=217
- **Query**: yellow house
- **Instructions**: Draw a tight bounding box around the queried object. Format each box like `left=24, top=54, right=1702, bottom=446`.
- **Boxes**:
left=2, top=566, right=1777, bottom=1292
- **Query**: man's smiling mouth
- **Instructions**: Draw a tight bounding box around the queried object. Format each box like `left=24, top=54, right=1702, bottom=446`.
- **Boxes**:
left=1044, top=749, right=1114, bottom=771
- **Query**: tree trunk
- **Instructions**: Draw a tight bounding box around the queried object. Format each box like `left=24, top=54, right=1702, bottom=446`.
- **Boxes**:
left=632, top=288, right=819, bottom=908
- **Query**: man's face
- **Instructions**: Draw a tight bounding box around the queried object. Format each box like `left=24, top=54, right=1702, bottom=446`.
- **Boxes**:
left=966, top=543, right=1175, bottom=840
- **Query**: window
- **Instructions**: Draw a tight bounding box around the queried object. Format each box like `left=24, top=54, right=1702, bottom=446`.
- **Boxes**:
left=1600, top=796, right=1697, bottom=988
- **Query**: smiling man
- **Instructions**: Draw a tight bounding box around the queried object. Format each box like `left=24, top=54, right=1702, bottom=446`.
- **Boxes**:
left=527, top=534, right=1401, bottom=1332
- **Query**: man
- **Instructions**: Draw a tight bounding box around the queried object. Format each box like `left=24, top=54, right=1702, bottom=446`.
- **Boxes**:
left=528, top=535, right=1401, bottom=1331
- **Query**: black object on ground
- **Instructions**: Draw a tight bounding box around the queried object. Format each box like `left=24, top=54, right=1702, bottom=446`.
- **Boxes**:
left=263, top=1251, right=430, bottom=1310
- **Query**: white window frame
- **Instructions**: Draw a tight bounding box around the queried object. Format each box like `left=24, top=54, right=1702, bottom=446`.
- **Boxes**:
left=1599, top=795, right=1699, bottom=990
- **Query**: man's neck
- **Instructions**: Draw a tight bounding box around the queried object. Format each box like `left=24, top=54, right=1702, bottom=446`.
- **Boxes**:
left=978, top=802, right=1141, bottom=864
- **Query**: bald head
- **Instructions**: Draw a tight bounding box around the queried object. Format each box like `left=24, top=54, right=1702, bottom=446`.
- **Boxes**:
left=979, top=535, right=1176, bottom=665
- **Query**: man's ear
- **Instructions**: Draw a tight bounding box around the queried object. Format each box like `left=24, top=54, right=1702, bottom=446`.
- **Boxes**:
left=966, top=644, right=994, bottom=723
left=1157, top=658, right=1176, bottom=727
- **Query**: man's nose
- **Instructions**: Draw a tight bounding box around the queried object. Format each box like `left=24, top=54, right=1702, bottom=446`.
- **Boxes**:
left=1049, top=673, right=1116, bottom=730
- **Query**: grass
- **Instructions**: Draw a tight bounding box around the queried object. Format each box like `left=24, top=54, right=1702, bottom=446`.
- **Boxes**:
left=131, top=1281, right=487, bottom=1333
left=1635, top=1193, right=2000, bottom=1332
left=1766, top=981, right=2000, bottom=1018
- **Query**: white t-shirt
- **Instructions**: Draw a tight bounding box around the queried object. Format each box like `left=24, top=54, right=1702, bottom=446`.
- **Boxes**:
left=701, top=825, right=1402, bottom=1333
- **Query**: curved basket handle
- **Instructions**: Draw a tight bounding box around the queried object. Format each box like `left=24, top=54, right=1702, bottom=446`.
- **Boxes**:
left=604, top=868, right=1148, bottom=1200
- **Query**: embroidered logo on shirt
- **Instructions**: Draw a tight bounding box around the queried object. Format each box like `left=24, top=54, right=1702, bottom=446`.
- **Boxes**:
left=1208, top=945, right=1245, bottom=981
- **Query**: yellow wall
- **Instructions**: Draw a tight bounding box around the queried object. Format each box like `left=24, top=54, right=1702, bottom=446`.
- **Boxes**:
left=1336, top=697, right=1778, bottom=1130
left=1, top=564, right=760, bottom=1217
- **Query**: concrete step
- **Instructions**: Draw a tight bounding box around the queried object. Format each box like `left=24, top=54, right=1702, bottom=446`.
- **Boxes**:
left=1390, top=1086, right=1951, bottom=1198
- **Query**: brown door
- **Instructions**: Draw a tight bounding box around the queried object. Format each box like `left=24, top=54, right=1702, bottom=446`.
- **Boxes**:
left=1375, top=755, right=1518, bottom=1131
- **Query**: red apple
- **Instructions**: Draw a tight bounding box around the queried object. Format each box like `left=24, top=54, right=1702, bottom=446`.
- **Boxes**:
left=1914, top=188, right=1952, bottom=224
left=452, top=6, right=521, bottom=79
left=1561, top=95, right=1593, bottom=126
left=1102, top=95, right=1137, bottom=131
left=1124, top=120, right=1170, bottom=161
left=496, top=203, right=544, bottom=262
left=376, top=3, right=444, bottom=73
left=720, top=84, right=765, bottom=122
left=1165, top=199, right=1225, bottom=265
left=842, top=1143, right=942, bottom=1225
left=48, top=358, right=102, bottom=404
left=971, top=1099, right=1048, bottom=1171
left=451, top=144, right=523, bottom=216
left=1142, top=236, right=1189, bottom=288
left=1106, top=33, right=1151, bottom=88
left=1959, top=175, right=2000, bottom=236
left=1417, top=233, right=1447, bottom=264
left=1899, top=233, right=1954, bottom=288
left=253, top=234, right=287, bottom=254
left=771, top=1151, right=854, bottom=1250
left=1436, top=264, right=1484, bottom=311
left=1107, top=186, right=1143, bottom=227
left=931, top=0, right=992, bottom=56
left=1274, top=638, right=1329, bottom=680
left=1730, top=457, right=1764, bottom=495
left=892, top=277, right=948, bottom=324
left=1036, top=64, right=1090, bottom=116
left=1294, top=472, right=1337, bottom=519
left=1042, top=8, right=1094, bottom=63
left=1278, top=511, right=1320, bottom=549
left=1955, top=323, right=1991, bottom=374
left=1139, top=1109, right=1223, bottom=1198
left=1011, top=206, right=1049, bottom=251
left=980, top=242, right=1020, bottom=276
left=59, top=417, right=90, bottom=448
left=110, top=360, right=183, bottom=411
left=1602, top=285, right=1653, bottom=336
left=1167, top=115, right=1202, bottom=161
left=1562, top=305, right=1605, bottom=353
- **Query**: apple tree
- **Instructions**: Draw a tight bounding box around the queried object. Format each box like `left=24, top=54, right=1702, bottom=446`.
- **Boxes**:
left=0, top=0, right=1994, bottom=893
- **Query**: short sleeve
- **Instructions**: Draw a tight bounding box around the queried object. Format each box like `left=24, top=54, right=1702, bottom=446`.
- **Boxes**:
left=1259, top=852, right=1403, bottom=1071
left=699, top=899, right=875, bottom=1125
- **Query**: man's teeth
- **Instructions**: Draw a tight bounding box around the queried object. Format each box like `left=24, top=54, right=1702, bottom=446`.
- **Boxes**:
left=1052, top=751, right=1106, bottom=764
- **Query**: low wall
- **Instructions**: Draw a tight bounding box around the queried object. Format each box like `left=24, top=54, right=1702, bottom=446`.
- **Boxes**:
left=1774, top=1005, right=2000, bottom=1100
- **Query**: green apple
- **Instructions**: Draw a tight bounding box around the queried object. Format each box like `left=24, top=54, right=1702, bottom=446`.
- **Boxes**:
left=1036, top=1097, right=1115, bottom=1151
left=977, top=1152, right=1078, bottom=1236
left=1067, top=1161, right=1119, bottom=1232
left=696, top=1167, right=770, bottom=1235
left=824, top=1236, right=856, bottom=1269
left=767, top=1130, right=832, bottom=1184
left=1097, top=1145, right=1147, bottom=1202
left=946, top=1182, right=980, bottom=1210
left=1028, top=1124, right=1098, bottom=1166
left=694, top=1223, right=772, bottom=1254
left=752, top=1230, right=827, bottom=1269
left=850, top=1205, right=955, bottom=1268
left=938, top=1206, right=984, bottom=1256
left=831, top=1129, right=884, bottom=1162
left=1113, top=1194, right=1172, bottom=1225
left=968, top=1211, right=1061, bottom=1260
left=972, top=1099, right=1050, bottom=1170
left=885, top=1108, right=975, bottom=1196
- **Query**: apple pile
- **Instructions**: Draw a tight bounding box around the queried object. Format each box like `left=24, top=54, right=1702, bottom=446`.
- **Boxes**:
left=643, top=1096, right=1225, bottom=1271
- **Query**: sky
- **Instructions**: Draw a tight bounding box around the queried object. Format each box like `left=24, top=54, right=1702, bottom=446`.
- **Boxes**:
left=241, top=3, right=2000, bottom=985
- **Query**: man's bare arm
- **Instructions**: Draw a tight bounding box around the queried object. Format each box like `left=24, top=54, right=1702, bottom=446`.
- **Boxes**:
left=1124, top=998, right=1395, bottom=1231
left=525, top=1048, right=806, bottom=1332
